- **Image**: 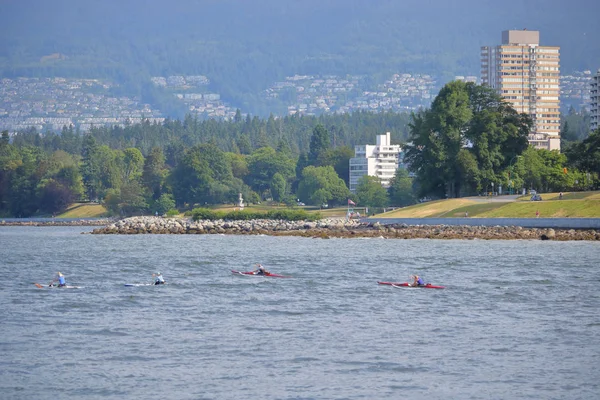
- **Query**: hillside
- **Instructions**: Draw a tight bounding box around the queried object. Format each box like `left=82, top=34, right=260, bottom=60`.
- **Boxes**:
left=2, top=0, right=599, bottom=116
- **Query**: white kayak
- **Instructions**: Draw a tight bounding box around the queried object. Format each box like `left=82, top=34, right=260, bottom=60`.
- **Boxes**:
left=124, top=283, right=167, bottom=287
left=35, top=283, right=82, bottom=289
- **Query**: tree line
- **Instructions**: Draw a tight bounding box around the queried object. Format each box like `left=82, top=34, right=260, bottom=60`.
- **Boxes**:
left=0, top=111, right=412, bottom=217
left=1, top=82, right=599, bottom=218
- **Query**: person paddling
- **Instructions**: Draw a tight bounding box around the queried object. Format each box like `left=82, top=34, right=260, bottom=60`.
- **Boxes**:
left=50, top=272, right=66, bottom=287
left=253, top=263, right=270, bottom=276
left=153, top=272, right=166, bottom=285
left=410, top=274, right=425, bottom=287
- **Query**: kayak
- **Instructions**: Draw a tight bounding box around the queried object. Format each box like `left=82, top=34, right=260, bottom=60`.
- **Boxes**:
left=35, top=283, right=82, bottom=289
left=377, top=281, right=445, bottom=289
left=124, top=283, right=156, bottom=287
left=231, top=270, right=290, bottom=278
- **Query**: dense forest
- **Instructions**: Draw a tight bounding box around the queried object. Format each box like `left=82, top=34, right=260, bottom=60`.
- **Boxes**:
left=1, top=84, right=599, bottom=218
left=2, top=0, right=599, bottom=115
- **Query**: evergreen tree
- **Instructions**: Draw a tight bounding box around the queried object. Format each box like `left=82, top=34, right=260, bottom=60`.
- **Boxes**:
left=308, top=124, right=331, bottom=165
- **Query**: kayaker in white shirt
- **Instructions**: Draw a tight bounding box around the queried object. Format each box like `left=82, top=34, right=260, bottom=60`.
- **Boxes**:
left=153, top=272, right=166, bottom=285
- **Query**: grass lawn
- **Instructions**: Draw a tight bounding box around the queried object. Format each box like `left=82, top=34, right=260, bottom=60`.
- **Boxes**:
left=376, top=191, right=600, bottom=219
left=381, top=199, right=480, bottom=218
left=478, top=199, right=600, bottom=218
left=57, top=203, right=109, bottom=218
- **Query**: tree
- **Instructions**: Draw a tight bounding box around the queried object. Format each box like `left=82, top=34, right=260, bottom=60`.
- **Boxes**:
left=169, top=143, right=234, bottom=206
left=308, top=124, right=331, bottom=166
left=356, top=175, right=389, bottom=208
left=37, top=179, right=76, bottom=215
left=118, top=181, right=148, bottom=216
left=296, top=165, right=350, bottom=206
left=404, top=81, right=530, bottom=199
left=324, top=146, right=354, bottom=186
left=122, top=148, right=145, bottom=182
left=270, top=172, right=287, bottom=202
left=225, top=152, right=249, bottom=180
left=246, top=147, right=295, bottom=198
left=7, top=147, right=44, bottom=217
left=404, top=110, right=447, bottom=199
left=81, top=135, right=101, bottom=201
left=566, top=128, right=600, bottom=178
left=142, top=147, right=167, bottom=200
left=236, top=135, right=252, bottom=155
left=388, top=168, right=416, bottom=207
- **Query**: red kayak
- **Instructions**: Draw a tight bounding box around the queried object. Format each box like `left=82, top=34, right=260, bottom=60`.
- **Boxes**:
left=377, top=281, right=445, bottom=289
left=231, top=270, right=290, bottom=278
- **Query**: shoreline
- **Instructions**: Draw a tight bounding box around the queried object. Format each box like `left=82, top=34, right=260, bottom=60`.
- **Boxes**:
left=86, top=216, right=600, bottom=241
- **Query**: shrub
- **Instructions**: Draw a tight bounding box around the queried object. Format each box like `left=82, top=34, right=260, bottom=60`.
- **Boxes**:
left=190, top=207, right=321, bottom=222
left=165, top=209, right=180, bottom=217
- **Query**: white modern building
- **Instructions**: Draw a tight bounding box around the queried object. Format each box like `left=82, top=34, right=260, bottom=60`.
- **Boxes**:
left=349, top=132, right=403, bottom=192
left=591, top=69, right=599, bottom=132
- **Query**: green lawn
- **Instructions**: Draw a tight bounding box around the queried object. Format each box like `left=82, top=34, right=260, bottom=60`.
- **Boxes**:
left=57, top=203, right=109, bottom=218
left=477, top=199, right=600, bottom=218
left=377, top=191, right=600, bottom=218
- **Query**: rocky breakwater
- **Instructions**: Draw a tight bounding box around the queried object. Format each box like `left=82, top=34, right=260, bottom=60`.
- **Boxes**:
left=1, top=218, right=114, bottom=227
left=90, top=217, right=600, bottom=241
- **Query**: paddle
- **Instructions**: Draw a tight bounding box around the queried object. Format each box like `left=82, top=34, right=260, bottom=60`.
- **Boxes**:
left=34, top=282, right=55, bottom=288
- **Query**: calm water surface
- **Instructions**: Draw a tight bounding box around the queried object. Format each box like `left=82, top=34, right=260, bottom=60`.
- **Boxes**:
left=1, top=227, right=599, bottom=400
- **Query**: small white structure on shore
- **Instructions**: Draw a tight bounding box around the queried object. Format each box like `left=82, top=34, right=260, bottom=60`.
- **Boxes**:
left=238, top=193, right=244, bottom=210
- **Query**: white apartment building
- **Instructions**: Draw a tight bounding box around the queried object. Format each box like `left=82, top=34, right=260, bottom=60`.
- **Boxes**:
left=481, top=29, right=561, bottom=151
left=349, top=132, right=403, bottom=192
left=591, top=69, right=600, bottom=132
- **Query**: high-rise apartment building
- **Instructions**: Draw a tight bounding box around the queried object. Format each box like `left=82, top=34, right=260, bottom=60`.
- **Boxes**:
left=349, top=132, right=403, bottom=193
left=481, top=30, right=561, bottom=151
left=591, top=69, right=600, bottom=132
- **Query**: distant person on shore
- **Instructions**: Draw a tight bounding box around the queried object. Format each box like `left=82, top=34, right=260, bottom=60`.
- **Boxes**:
left=410, top=275, right=424, bottom=287
left=536, top=210, right=540, bottom=218
left=253, top=263, right=270, bottom=275
left=559, top=192, right=563, bottom=200
left=153, top=272, right=166, bottom=285
left=465, top=211, right=469, bottom=217
left=50, top=272, right=66, bottom=287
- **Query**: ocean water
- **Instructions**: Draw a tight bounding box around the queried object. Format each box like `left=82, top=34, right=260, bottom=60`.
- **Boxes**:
left=1, top=227, right=599, bottom=400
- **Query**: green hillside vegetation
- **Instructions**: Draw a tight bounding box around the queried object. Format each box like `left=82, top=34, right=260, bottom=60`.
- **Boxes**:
left=379, top=191, right=600, bottom=218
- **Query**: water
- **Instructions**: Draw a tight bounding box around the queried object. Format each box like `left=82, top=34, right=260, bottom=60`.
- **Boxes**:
left=1, top=227, right=599, bottom=400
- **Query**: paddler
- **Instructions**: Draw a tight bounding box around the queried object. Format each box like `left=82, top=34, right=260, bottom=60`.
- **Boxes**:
left=253, top=263, right=270, bottom=275
left=50, top=272, right=66, bottom=287
left=153, top=272, right=166, bottom=285
left=410, top=275, right=425, bottom=287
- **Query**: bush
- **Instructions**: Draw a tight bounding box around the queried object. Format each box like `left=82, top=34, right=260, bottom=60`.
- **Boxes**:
left=165, top=208, right=180, bottom=217
left=190, top=207, right=321, bottom=222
